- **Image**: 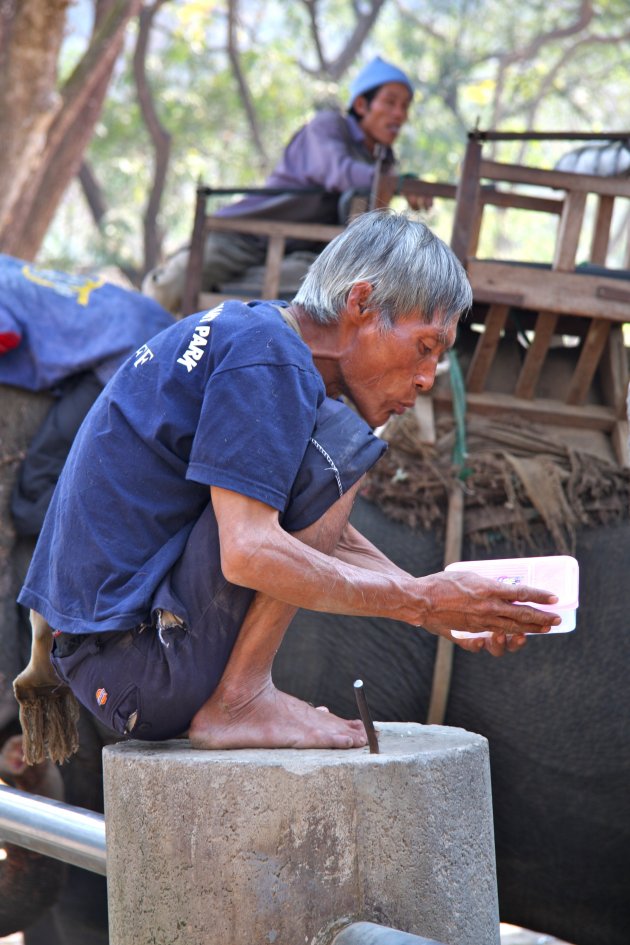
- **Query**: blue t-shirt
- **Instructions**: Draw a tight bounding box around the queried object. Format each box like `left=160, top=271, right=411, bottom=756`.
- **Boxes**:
left=19, top=300, right=326, bottom=633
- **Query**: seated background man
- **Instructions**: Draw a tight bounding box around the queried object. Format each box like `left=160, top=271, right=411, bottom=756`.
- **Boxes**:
left=16, top=210, right=560, bottom=761
left=143, top=56, right=427, bottom=313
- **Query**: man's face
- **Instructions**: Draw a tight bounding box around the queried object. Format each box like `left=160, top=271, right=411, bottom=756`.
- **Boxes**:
left=339, top=308, right=456, bottom=429
left=355, top=82, right=412, bottom=150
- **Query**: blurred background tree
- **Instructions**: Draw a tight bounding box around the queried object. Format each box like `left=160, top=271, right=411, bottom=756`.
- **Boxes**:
left=3, top=0, right=630, bottom=281
left=0, top=0, right=142, bottom=261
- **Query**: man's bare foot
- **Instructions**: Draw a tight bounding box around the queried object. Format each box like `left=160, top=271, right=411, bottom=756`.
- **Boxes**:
left=189, top=680, right=368, bottom=750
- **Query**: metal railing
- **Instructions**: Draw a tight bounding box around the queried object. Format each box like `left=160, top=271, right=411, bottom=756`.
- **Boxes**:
left=333, top=923, right=447, bottom=944
left=0, top=783, right=106, bottom=875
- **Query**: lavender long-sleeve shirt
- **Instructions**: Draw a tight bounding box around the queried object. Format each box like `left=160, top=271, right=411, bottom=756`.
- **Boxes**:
left=217, top=110, right=396, bottom=226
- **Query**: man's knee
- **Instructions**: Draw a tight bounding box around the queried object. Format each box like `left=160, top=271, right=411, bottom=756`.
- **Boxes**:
left=142, top=250, right=188, bottom=314
left=281, top=398, right=386, bottom=535
left=290, top=476, right=364, bottom=555
left=202, top=232, right=266, bottom=289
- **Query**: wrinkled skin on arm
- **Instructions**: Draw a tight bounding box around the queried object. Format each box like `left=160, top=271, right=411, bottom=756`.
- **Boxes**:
left=214, top=487, right=560, bottom=649
left=334, top=521, right=555, bottom=656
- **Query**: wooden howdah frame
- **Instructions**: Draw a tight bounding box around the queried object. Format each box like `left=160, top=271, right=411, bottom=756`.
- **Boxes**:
left=441, top=130, right=630, bottom=467
left=182, top=130, right=630, bottom=466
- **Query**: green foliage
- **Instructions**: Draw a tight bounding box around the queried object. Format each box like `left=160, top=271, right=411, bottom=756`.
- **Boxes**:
left=39, top=0, right=630, bottom=276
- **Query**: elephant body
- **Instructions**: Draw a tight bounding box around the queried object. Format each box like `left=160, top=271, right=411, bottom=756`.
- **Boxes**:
left=274, top=496, right=630, bottom=945
left=0, top=385, right=111, bottom=943
left=2, top=379, right=629, bottom=945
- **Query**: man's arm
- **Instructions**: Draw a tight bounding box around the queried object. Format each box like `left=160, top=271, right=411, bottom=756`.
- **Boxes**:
left=284, top=112, right=376, bottom=193
left=212, top=486, right=559, bottom=638
left=332, top=521, right=531, bottom=656
left=334, top=520, right=409, bottom=578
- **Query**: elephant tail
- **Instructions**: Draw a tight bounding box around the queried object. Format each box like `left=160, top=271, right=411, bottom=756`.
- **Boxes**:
left=13, top=610, right=80, bottom=766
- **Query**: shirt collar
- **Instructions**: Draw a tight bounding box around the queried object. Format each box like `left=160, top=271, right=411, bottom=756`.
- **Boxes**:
left=345, top=113, right=395, bottom=163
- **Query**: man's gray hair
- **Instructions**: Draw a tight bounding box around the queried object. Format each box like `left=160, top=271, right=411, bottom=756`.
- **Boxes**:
left=293, top=209, right=472, bottom=328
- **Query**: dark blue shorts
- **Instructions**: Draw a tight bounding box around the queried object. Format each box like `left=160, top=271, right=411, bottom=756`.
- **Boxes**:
left=50, top=397, right=386, bottom=741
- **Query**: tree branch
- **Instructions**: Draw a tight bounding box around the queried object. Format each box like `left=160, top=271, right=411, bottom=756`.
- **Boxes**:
left=78, top=160, right=107, bottom=227
left=226, top=0, right=268, bottom=167
left=496, top=0, right=594, bottom=69
left=298, top=0, right=387, bottom=80
left=48, top=0, right=144, bottom=159
left=133, top=0, right=171, bottom=272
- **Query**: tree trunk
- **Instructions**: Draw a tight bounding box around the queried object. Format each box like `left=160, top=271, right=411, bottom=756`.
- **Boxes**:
left=0, top=0, right=69, bottom=239
left=0, top=0, right=143, bottom=260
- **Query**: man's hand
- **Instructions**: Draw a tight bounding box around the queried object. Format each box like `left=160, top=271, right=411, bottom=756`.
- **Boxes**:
left=381, top=174, right=434, bottom=212
left=405, top=192, right=434, bottom=212
left=450, top=630, right=530, bottom=658
left=415, top=569, right=559, bottom=648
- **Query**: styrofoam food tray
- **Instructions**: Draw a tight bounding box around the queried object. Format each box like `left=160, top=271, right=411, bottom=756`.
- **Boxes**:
left=445, top=554, right=579, bottom=639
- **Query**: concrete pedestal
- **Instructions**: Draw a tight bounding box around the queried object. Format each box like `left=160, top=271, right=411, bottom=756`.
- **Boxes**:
left=103, top=723, right=499, bottom=945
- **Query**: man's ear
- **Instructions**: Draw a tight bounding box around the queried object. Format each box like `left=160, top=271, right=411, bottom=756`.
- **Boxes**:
left=353, top=95, right=369, bottom=119
left=346, top=281, right=375, bottom=322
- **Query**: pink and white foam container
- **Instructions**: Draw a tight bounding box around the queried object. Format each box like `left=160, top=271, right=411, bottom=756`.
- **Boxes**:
left=445, top=554, right=579, bottom=639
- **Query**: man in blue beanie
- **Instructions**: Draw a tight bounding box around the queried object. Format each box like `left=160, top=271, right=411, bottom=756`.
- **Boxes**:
left=144, top=57, right=429, bottom=312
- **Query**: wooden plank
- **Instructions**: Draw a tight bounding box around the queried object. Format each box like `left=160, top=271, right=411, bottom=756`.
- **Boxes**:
left=426, top=486, right=462, bottom=725
left=404, top=180, right=562, bottom=213
left=369, top=175, right=458, bottom=208
left=466, top=304, right=509, bottom=392
left=479, top=190, right=563, bottom=215
left=599, top=325, right=630, bottom=417
left=478, top=130, right=630, bottom=142
left=205, top=216, right=344, bottom=243
left=467, top=202, right=484, bottom=258
left=403, top=179, right=458, bottom=201
left=624, top=215, right=630, bottom=270
left=181, top=188, right=209, bottom=315
left=371, top=146, right=389, bottom=209
left=413, top=395, right=436, bottom=444
left=566, top=319, right=611, bottom=405
left=611, top=419, right=630, bottom=468
left=467, top=260, right=630, bottom=324
left=450, top=137, right=482, bottom=263
left=553, top=191, right=587, bottom=271
left=432, top=388, right=617, bottom=431
left=479, top=160, right=630, bottom=198
left=514, top=312, right=559, bottom=399
left=261, top=235, right=285, bottom=298
left=590, top=195, right=615, bottom=265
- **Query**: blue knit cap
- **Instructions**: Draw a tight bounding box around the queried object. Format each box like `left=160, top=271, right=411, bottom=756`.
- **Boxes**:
left=348, top=56, right=414, bottom=107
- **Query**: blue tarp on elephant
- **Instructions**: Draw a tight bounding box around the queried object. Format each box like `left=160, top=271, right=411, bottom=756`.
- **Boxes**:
left=0, top=253, right=175, bottom=391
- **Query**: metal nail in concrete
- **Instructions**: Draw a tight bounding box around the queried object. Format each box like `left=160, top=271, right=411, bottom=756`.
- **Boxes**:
left=103, top=722, right=499, bottom=945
